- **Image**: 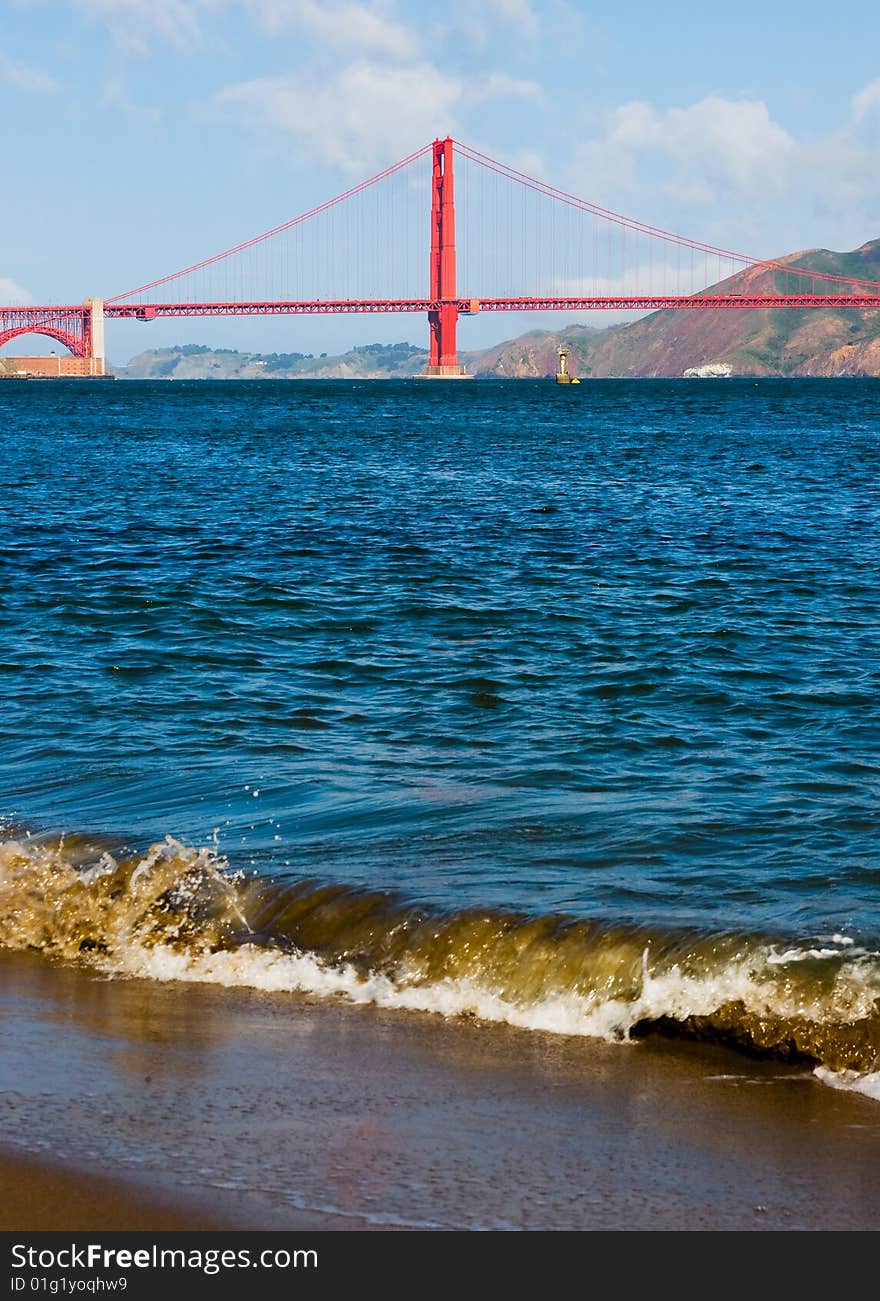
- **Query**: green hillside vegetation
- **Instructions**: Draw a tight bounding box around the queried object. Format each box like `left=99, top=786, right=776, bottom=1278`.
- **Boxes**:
left=118, top=339, right=428, bottom=380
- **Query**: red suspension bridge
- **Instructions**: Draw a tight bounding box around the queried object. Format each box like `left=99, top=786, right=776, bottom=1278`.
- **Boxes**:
left=3, top=137, right=880, bottom=377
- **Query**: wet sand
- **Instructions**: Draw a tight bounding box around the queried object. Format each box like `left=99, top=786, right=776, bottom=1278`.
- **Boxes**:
left=0, top=1147, right=234, bottom=1230
left=1, top=949, right=879, bottom=1231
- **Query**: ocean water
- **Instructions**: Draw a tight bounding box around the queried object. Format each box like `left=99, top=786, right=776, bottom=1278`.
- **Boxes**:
left=1, top=376, right=879, bottom=1099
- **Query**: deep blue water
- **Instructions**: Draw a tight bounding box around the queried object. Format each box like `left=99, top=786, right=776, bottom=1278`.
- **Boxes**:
left=2, top=377, right=879, bottom=943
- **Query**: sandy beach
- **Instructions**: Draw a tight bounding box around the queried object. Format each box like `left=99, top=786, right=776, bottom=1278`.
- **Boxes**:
left=1, top=948, right=878, bottom=1232
left=0, top=1147, right=235, bottom=1231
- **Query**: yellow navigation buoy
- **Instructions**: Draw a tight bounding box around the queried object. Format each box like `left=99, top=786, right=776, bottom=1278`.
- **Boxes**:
left=555, top=345, right=580, bottom=384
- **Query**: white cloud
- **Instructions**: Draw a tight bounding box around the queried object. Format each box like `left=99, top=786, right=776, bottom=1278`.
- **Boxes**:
left=851, top=79, right=880, bottom=129
left=444, top=0, right=541, bottom=51
left=71, top=0, right=420, bottom=58
left=553, top=261, right=715, bottom=298
left=485, top=0, right=539, bottom=37
left=0, top=277, right=34, bottom=305
left=216, top=60, right=463, bottom=170
left=0, top=56, right=60, bottom=93
left=248, top=1, right=420, bottom=59
left=663, top=98, right=794, bottom=185
left=215, top=55, right=548, bottom=171
left=442, top=0, right=546, bottom=53
left=573, top=96, right=795, bottom=206
left=471, top=73, right=543, bottom=105
left=74, top=0, right=204, bottom=55
left=566, top=88, right=880, bottom=261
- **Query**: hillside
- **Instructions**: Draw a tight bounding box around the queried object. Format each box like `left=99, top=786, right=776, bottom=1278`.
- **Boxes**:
left=117, top=340, right=428, bottom=380
left=115, top=239, right=880, bottom=380
left=469, top=239, right=880, bottom=378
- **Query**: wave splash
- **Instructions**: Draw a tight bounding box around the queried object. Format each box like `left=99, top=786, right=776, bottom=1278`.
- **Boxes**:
left=1, top=833, right=878, bottom=1100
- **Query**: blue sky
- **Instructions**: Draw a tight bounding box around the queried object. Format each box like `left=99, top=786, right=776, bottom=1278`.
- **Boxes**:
left=3, top=0, right=880, bottom=360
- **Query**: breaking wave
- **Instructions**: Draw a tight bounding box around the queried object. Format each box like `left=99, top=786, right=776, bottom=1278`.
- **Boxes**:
left=2, top=832, right=879, bottom=1101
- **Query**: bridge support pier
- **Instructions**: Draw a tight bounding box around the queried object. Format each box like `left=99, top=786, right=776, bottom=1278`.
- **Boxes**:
left=424, top=138, right=469, bottom=378
left=84, top=297, right=106, bottom=376
left=427, top=303, right=462, bottom=376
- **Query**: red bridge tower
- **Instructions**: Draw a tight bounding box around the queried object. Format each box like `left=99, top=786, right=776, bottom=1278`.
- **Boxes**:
left=426, top=137, right=470, bottom=378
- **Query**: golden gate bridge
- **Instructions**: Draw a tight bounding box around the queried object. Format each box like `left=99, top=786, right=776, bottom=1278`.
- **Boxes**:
left=3, top=137, right=880, bottom=377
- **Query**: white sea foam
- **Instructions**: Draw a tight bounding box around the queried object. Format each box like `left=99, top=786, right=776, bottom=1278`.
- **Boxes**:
left=769, top=946, right=844, bottom=963
left=813, top=1067, right=880, bottom=1102
left=104, top=931, right=880, bottom=1097
left=2, top=834, right=878, bottom=1102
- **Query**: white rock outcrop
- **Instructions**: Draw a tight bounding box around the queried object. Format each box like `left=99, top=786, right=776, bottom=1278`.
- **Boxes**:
left=683, top=362, right=734, bottom=378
